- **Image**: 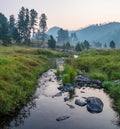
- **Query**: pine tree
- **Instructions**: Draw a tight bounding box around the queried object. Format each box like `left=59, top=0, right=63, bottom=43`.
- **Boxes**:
left=9, top=15, right=20, bottom=43
left=48, top=35, right=56, bottom=49
left=110, top=40, right=116, bottom=49
left=17, top=7, right=31, bottom=44
left=57, top=28, right=69, bottom=43
left=39, top=13, right=47, bottom=44
left=104, top=43, right=107, bottom=48
left=66, top=41, right=71, bottom=49
left=0, top=13, right=11, bottom=45
left=18, top=6, right=26, bottom=40
left=30, top=9, right=38, bottom=37
left=75, top=42, right=82, bottom=51
left=83, top=40, right=90, bottom=50
left=24, top=8, right=30, bottom=44
left=9, top=15, right=15, bottom=38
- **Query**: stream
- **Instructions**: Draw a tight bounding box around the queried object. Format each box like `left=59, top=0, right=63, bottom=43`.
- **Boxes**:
left=0, top=58, right=120, bottom=129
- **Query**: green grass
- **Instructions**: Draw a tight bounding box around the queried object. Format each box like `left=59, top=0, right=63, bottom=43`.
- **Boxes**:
left=0, top=46, right=68, bottom=115
left=104, top=81, right=120, bottom=114
left=67, top=49, right=120, bottom=81
left=61, top=64, right=77, bottom=85
left=66, top=49, right=120, bottom=114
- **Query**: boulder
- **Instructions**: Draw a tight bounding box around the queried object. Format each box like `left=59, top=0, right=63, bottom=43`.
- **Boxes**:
left=58, top=83, right=74, bottom=92
left=76, top=74, right=103, bottom=88
left=86, top=97, right=103, bottom=113
left=75, top=99, right=86, bottom=106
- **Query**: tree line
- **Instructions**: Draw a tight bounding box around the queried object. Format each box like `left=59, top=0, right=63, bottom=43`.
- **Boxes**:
left=0, top=6, right=116, bottom=50
left=0, top=6, right=47, bottom=46
left=55, top=28, right=116, bottom=50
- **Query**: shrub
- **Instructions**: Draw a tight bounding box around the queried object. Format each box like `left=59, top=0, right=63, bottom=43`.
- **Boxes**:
left=62, top=64, right=77, bottom=85
left=62, top=74, right=70, bottom=84
left=56, top=68, right=61, bottom=76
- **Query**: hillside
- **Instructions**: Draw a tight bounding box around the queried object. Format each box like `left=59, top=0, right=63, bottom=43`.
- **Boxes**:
left=46, top=26, right=61, bottom=40
left=47, top=22, right=120, bottom=47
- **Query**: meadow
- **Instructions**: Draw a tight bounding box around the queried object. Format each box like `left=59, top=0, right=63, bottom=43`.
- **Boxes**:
left=0, top=46, right=68, bottom=116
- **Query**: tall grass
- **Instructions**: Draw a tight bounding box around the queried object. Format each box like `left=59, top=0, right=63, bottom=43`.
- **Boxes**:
left=66, top=49, right=120, bottom=115
left=62, top=64, right=77, bottom=85
left=0, top=46, right=67, bottom=115
left=67, top=49, right=120, bottom=81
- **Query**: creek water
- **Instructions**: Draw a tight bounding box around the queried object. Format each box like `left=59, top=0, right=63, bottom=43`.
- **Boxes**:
left=0, top=59, right=120, bottom=129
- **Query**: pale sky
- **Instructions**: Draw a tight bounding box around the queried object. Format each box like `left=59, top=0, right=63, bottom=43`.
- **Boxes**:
left=0, top=0, right=120, bottom=30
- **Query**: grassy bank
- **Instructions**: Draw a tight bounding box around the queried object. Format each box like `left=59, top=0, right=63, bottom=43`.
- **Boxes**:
left=0, top=46, right=68, bottom=116
left=66, top=49, right=120, bottom=114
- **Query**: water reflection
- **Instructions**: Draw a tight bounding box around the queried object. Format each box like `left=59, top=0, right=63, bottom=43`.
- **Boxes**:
left=0, top=66, right=120, bottom=129
left=0, top=100, right=36, bottom=129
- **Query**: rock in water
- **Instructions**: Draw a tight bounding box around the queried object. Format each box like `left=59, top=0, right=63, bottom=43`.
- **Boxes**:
left=58, top=83, right=74, bottom=92
left=56, top=116, right=70, bottom=121
left=86, top=97, right=103, bottom=113
left=75, top=99, right=86, bottom=106
left=64, top=97, right=69, bottom=102
left=66, top=104, right=75, bottom=109
left=52, top=92, right=62, bottom=98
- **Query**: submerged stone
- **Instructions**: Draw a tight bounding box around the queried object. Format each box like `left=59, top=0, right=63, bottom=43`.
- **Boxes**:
left=75, top=99, right=86, bottom=106
left=64, top=97, right=69, bottom=102
left=56, top=116, right=70, bottom=121
left=66, top=104, right=75, bottom=109
left=52, top=92, right=62, bottom=98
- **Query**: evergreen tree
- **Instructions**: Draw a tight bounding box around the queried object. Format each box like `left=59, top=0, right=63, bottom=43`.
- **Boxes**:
left=70, top=32, right=78, bottom=41
left=0, top=13, right=10, bottom=45
left=9, top=15, right=15, bottom=38
left=104, top=43, right=107, bottom=48
left=93, top=41, right=102, bottom=48
left=30, top=9, right=38, bottom=37
left=62, top=43, right=66, bottom=49
left=18, top=6, right=26, bottom=40
left=75, top=42, right=82, bottom=51
left=83, top=40, right=90, bottom=50
left=48, top=35, right=56, bottom=49
left=9, top=15, right=20, bottom=43
left=57, top=28, right=69, bottom=43
left=81, top=42, right=85, bottom=50
left=24, top=8, right=30, bottom=44
left=110, top=40, right=116, bottom=49
left=66, top=41, right=71, bottom=49
left=39, top=13, right=47, bottom=44
left=17, top=7, right=31, bottom=44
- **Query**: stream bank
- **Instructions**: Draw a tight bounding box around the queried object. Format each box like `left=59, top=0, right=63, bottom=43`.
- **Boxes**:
left=0, top=57, right=120, bottom=129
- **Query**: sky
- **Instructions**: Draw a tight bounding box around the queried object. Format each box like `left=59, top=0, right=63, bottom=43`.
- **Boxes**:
left=0, top=0, right=120, bottom=30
